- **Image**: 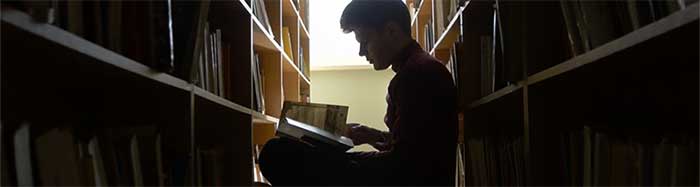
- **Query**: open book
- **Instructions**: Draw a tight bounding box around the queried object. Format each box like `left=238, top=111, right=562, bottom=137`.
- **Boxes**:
left=276, top=101, right=354, bottom=151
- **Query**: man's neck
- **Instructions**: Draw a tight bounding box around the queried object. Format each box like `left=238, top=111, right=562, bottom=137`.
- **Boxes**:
left=390, top=37, right=416, bottom=72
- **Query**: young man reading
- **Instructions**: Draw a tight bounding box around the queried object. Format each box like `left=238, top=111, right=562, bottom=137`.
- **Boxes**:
left=259, top=0, right=457, bottom=185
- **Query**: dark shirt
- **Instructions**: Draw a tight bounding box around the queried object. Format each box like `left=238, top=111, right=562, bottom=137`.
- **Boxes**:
left=354, top=40, right=458, bottom=185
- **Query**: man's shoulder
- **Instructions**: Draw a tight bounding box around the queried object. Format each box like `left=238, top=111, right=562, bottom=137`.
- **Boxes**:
left=399, top=52, right=449, bottom=78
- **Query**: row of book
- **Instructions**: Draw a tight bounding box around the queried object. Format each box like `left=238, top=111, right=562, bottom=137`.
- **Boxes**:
left=192, top=23, right=231, bottom=98
left=10, top=0, right=205, bottom=81
left=5, top=123, right=184, bottom=186
left=3, top=122, right=237, bottom=187
left=10, top=1, right=176, bottom=73
left=463, top=137, right=526, bottom=186
left=559, top=127, right=698, bottom=186
left=470, top=0, right=692, bottom=97
left=560, top=0, right=692, bottom=57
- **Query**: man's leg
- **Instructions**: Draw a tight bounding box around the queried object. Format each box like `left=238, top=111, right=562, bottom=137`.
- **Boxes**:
left=258, top=137, right=356, bottom=185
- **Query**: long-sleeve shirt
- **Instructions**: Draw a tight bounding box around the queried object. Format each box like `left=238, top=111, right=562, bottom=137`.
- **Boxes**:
left=351, top=40, right=458, bottom=185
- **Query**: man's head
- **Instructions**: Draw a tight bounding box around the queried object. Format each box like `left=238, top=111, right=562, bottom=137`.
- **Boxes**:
left=340, top=0, right=412, bottom=70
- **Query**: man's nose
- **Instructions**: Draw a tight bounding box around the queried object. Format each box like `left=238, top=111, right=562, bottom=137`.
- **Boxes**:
left=359, top=48, right=367, bottom=57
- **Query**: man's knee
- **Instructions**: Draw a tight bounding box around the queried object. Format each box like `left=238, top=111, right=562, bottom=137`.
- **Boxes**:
left=258, top=137, right=310, bottom=184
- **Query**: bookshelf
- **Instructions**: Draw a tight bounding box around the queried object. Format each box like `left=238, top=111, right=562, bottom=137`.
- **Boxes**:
left=409, top=0, right=698, bottom=186
left=2, top=0, right=311, bottom=186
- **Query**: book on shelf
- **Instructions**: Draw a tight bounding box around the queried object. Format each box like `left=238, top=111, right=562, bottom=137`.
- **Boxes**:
left=190, top=22, right=229, bottom=98
left=13, top=123, right=35, bottom=186
left=216, top=29, right=225, bottom=97
left=121, top=0, right=175, bottom=73
left=173, top=0, right=211, bottom=81
left=252, top=52, right=265, bottom=113
left=423, top=20, right=434, bottom=51
left=88, top=136, right=109, bottom=186
left=299, top=47, right=306, bottom=76
left=494, top=0, right=524, bottom=84
left=558, top=0, right=684, bottom=56
left=491, top=7, right=508, bottom=90
left=455, top=143, right=466, bottom=186
left=34, top=128, right=83, bottom=186
left=252, top=0, right=274, bottom=38
left=209, top=30, right=220, bottom=96
left=480, top=35, right=494, bottom=97
left=282, top=27, right=295, bottom=61
left=276, top=101, right=353, bottom=151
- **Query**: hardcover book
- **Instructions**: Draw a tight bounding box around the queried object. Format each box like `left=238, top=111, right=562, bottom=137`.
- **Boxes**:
left=276, top=101, right=354, bottom=151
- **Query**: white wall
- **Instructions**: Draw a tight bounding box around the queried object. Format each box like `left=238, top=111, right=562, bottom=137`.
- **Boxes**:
left=311, top=68, right=395, bottom=151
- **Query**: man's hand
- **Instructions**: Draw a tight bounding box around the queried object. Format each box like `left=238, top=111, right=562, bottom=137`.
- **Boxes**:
left=346, top=123, right=384, bottom=145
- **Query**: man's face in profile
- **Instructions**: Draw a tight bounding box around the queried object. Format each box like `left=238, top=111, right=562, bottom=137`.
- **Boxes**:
left=354, top=27, right=392, bottom=70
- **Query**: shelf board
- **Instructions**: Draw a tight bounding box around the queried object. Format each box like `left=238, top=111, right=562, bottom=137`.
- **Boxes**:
left=411, top=0, right=432, bottom=27
left=526, top=2, right=699, bottom=86
left=468, top=83, right=523, bottom=109
left=252, top=112, right=279, bottom=124
left=429, top=4, right=467, bottom=55
left=194, top=86, right=252, bottom=115
left=1, top=8, right=191, bottom=92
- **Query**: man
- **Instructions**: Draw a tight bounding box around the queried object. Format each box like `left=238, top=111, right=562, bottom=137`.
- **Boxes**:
left=259, top=0, right=457, bottom=185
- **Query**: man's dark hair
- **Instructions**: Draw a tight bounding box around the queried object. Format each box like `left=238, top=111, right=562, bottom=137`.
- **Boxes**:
left=340, top=0, right=411, bottom=35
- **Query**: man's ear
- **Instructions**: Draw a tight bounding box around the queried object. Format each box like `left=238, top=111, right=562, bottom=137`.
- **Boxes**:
left=384, top=22, right=401, bottom=36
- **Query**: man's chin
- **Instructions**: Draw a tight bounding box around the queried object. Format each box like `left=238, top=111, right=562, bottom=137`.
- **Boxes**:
left=372, top=64, right=390, bottom=70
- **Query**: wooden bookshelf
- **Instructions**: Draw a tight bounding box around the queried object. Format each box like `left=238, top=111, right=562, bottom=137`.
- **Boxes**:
left=2, top=0, right=312, bottom=186
left=411, top=0, right=698, bottom=186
